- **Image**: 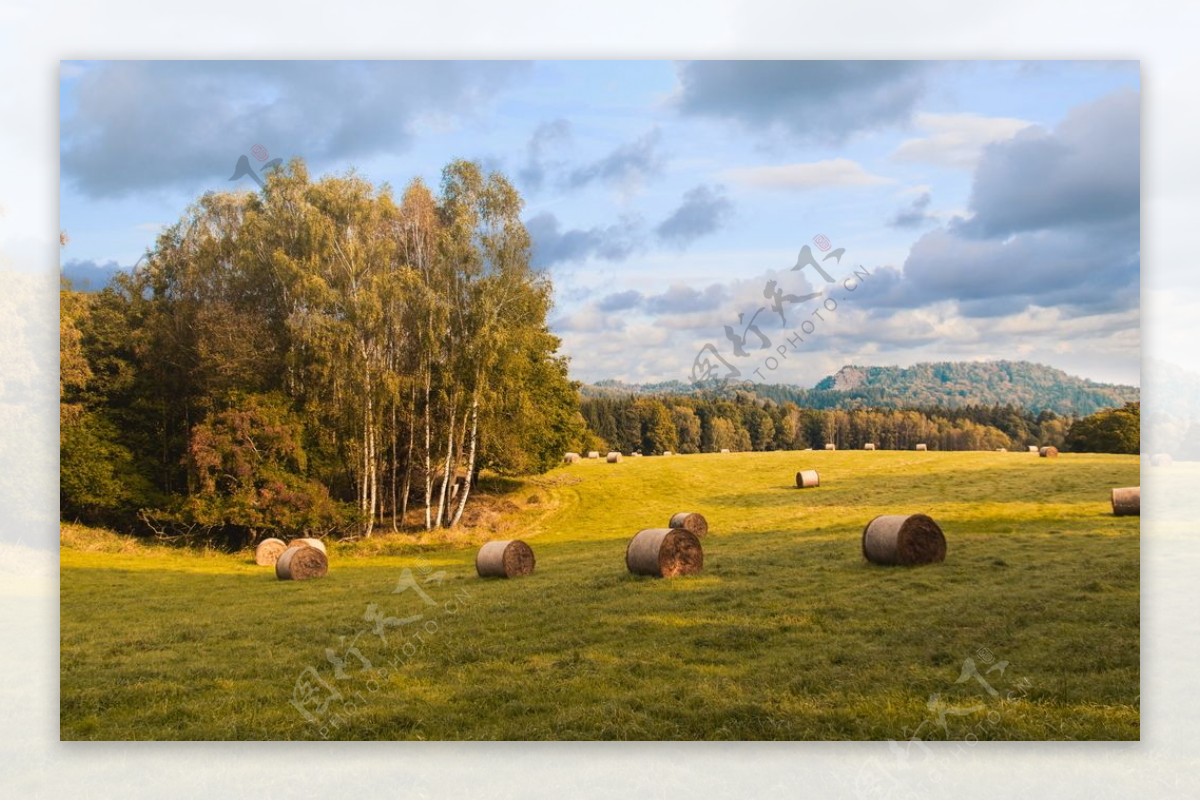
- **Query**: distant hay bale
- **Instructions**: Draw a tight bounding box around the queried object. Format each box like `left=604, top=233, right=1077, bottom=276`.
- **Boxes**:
left=825, top=443, right=836, bottom=451
left=276, top=545, right=328, bottom=581
left=1039, top=446, right=1059, bottom=458
left=915, top=443, right=927, bottom=451
left=1111, top=486, right=1140, bottom=516
left=720, top=448, right=730, bottom=454
left=995, top=447, right=1007, bottom=452
left=1151, top=453, right=1173, bottom=467
left=1028, top=445, right=1039, bottom=453
left=863, top=443, right=876, bottom=451
left=587, top=451, right=600, bottom=459
left=475, top=539, right=536, bottom=578
left=606, top=451, right=622, bottom=463
left=564, top=452, right=581, bottom=464
left=254, top=537, right=288, bottom=566
left=626, top=528, right=703, bottom=578
left=632, top=452, right=643, bottom=458
left=662, top=450, right=673, bottom=456
left=796, top=469, right=820, bottom=489
left=668, top=512, right=709, bottom=538
left=287, top=537, right=326, bottom=555
left=861, top=514, right=946, bottom=566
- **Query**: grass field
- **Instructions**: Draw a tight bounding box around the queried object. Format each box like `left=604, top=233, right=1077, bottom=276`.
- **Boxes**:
left=60, top=450, right=1140, bottom=740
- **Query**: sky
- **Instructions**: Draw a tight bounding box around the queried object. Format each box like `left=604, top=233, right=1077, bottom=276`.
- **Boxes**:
left=58, top=60, right=1141, bottom=388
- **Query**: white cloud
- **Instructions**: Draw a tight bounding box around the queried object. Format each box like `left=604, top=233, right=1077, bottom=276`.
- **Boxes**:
left=720, top=159, right=892, bottom=190
left=891, top=112, right=1032, bottom=169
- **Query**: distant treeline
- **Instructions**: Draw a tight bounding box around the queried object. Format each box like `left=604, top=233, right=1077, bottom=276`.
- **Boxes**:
left=578, top=392, right=1139, bottom=455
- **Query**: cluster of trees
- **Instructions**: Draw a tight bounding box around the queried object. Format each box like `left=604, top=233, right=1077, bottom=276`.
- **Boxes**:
left=578, top=392, right=1123, bottom=455
left=61, top=160, right=584, bottom=544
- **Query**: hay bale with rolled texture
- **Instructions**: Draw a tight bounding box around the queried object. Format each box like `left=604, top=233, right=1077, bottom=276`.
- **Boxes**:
left=668, top=512, right=708, bottom=539
left=862, top=514, right=946, bottom=566
left=287, top=537, right=327, bottom=555
left=796, top=469, right=820, bottom=489
left=587, top=451, right=600, bottom=459
left=863, top=443, right=876, bottom=451
left=915, top=443, right=927, bottom=451
left=254, top=537, right=288, bottom=566
left=1111, top=486, right=1140, bottom=516
left=1039, top=446, right=1059, bottom=458
left=564, top=452, right=581, bottom=464
left=606, top=451, right=622, bottom=463
left=475, top=539, right=535, bottom=578
left=626, top=528, right=702, bottom=578
left=276, top=545, right=328, bottom=581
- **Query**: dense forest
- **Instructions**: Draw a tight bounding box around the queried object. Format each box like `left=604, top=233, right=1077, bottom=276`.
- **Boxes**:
left=576, top=392, right=1130, bottom=455
left=61, top=160, right=585, bottom=543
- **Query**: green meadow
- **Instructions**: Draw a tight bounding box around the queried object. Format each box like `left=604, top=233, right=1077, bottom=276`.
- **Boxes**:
left=60, top=450, right=1139, bottom=740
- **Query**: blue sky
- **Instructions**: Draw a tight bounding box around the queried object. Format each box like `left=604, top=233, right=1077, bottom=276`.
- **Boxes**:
left=59, top=60, right=1141, bottom=387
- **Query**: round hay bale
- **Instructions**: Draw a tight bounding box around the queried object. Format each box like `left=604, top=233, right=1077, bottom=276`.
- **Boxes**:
left=720, top=448, right=730, bottom=454
left=587, top=451, right=600, bottom=459
left=475, top=539, right=536, bottom=578
left=1028, top=445, right=1039, bottom=453
left=287, top=537, right=327, bottom=555
left=668, top=512, right=709, bottom=538
left=796, top=469, right=820, bottom=489
left=1111, top=486, right=1140, bottom=516
left=626, top=528, right=703, bottom=578
left=824, top=443, right=836, bottom=451
left=1039, top=446, right=1059, bottom=458
left=861, top=514, right=946, bottom=566
left=995, top=447, right=1007, bottom=452
left=662, top=450, right=673, bottom=456
left=564, top=452, right=581, bottom=464
left=1151, top=453, right=1173, bottom=467
left=606, top=451, right=622, bottom=463
left=863, top=443, right=876, bottom=451
left=632, top=452, right=643, bottom=457
left=915, top=443, right=928, bottom=451
left=254, top=537, right=288, bottom=566
left=276, top=545, right=328, bottom=581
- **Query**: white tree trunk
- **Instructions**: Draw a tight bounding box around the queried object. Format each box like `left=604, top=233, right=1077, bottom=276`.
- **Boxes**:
left=449, top=388, right=480, bottom=528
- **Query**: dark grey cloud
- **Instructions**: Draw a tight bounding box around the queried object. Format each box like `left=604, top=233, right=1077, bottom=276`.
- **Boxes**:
left=62, top=61, right=529, bottom=198
left=675, top=61, right=933, bottom=144
left=643, top=283, right=729, bottom=314
left=60, top=259, right=126, bottom=291
left=596, top=290, right=644, bottom=312
left=655, top=184, right=734, bottom=247
left=517, top=119, right=571, bottom=192
left=564, top=129, right=664, bottom=189
left=525, top=212, right=643, bottom=268
left=957, top=89, right=1139, bottom=238
left=888, top=192, right=934, bottom=228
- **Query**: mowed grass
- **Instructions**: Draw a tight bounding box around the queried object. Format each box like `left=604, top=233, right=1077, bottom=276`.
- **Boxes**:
left=60, top=450, right=1139, bottom=740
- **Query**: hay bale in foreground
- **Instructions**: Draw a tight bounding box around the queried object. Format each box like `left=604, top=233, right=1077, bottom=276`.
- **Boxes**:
left=626, top=528, right=703, bottom=578
left=564, top=452, right=581, bottom=464
left=1111, top=486, right=1140, bottom=516
left=863, top=443, right=876, bottom=451
left=825, top=443, right=836, bottom=451
left=1039, top=446, right=1059, bottom=458
left=606, top=451, right=622, bottom=463
left=254, top=537, right=288, bottom=566
left=796, top=469, right=820, bottom=489
left=587, top=451, right=600, bottom=459
left=862, top=514, right=946, bottom=566
left=276, top=545, right=329, bottom=581
left=1028, top=445, right=1039, bottom=453
left=915, top=443, right=927, bottom=451
left=287, top=537, right=327, bottom=554
left=668, top=512, right=709, bottom=539
left=475, top=539, right=536, bottom=578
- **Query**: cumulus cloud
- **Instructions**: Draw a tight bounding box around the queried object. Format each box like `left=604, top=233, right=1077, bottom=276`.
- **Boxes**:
left=721, top=159, right=891, bottom=190
left=891, top=112, right=1032, bottom=169
left=655, top=185, right=733, bottom=247
left=889, top=191, right=935, bottom=228
left=517, top=118, right=571, bottom=191
left=564, top=129, right=664, bottom=191
left=596, top=290, right=643, bottom=312
left=675, top=61, right=933, bottom=144
left=61, top=61, right=529, bottom=197
left=526, top=212, right=643, bottom=268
